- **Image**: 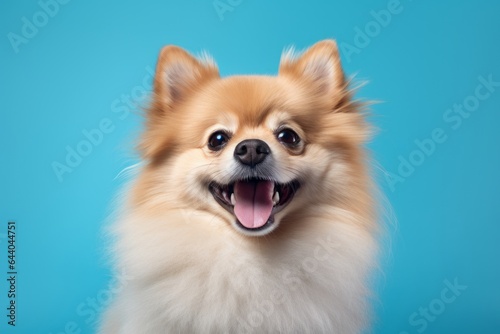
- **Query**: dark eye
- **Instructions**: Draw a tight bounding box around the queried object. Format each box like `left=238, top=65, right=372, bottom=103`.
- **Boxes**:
left=277, top=128, right=300, bottom=146
left=208, top=131, right=230, bottom=151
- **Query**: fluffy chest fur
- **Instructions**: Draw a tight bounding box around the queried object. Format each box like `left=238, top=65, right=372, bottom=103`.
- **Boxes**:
left=101, top=207, right=375, bottom=334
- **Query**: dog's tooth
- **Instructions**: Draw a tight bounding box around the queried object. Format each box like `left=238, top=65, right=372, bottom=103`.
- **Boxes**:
left=273, top=191, right=280, bottom=205
left=230, top=193, right=236, bottom=206
left=222, top=191, right=227, bottom=200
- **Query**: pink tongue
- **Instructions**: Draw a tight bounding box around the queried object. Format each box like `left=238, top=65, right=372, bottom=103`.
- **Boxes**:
left=234, top=180, right=274, bottom=229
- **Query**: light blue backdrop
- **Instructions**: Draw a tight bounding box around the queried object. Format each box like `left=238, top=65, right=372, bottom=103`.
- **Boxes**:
left=1, top=0, right=499, bottom=333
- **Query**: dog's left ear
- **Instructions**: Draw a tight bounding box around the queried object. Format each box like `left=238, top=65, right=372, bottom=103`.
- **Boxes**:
left=279, top=40, right=345, bottom=102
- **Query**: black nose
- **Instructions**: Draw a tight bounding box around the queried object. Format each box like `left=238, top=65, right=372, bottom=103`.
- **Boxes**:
left=234, top=139, right=271, bottom=167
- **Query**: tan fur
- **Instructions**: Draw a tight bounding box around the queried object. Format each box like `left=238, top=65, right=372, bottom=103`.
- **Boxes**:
left=101, top=40, right=378, bottom=333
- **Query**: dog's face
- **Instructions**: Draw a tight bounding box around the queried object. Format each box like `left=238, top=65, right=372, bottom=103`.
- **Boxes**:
left=134, top=40, right=371, bottom=236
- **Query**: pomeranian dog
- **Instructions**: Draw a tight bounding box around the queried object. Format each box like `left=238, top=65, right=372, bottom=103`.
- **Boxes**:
left=100, top=40, right=378, bottom=333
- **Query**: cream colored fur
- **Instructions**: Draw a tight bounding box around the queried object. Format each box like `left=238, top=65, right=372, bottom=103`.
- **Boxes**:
left=100, top=40, right=379, bottom=334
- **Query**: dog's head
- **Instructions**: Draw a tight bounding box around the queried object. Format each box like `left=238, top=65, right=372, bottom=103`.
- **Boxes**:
left=134, top=40, right=371, bottom=236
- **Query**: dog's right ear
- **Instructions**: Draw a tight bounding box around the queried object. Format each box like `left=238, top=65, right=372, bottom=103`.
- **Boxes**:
left=153, top=45, right=219, bottom=112
left=140, top=47, right=219, bottom=160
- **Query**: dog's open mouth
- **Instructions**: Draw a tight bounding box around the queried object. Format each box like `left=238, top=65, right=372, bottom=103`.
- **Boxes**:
left=209, top=178, right=300, bottom=233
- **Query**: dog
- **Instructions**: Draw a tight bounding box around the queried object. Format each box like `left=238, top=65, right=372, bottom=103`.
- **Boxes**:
left=100, top=40, right=378, bottom=333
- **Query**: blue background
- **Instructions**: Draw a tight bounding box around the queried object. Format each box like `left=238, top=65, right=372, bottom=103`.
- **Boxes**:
left=1, top=0, right=499, bottom=333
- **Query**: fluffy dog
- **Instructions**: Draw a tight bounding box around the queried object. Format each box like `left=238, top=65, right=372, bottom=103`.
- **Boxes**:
left=100, top=40, right=378, bottom=333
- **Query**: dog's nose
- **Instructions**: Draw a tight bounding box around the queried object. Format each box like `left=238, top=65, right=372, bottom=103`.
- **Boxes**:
left=234, top=139, right=270, bottom=167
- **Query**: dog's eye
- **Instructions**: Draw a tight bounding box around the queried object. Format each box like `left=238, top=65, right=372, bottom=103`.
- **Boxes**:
left=277, top=128, right=300, bottom=146
left=208, top=131, right=230, bottom=151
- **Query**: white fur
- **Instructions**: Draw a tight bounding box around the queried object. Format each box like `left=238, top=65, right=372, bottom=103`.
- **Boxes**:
left=100, top=141, right=378, bottom=333
left=100, top=204, right=376, bottom=333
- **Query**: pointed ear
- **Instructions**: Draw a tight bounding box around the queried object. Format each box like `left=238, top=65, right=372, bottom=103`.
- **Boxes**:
left=153, top=45, right=219, bottom=110
left=140, top=46, right=218, bottom=160
left=279, top=40, right=345, bottom=99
